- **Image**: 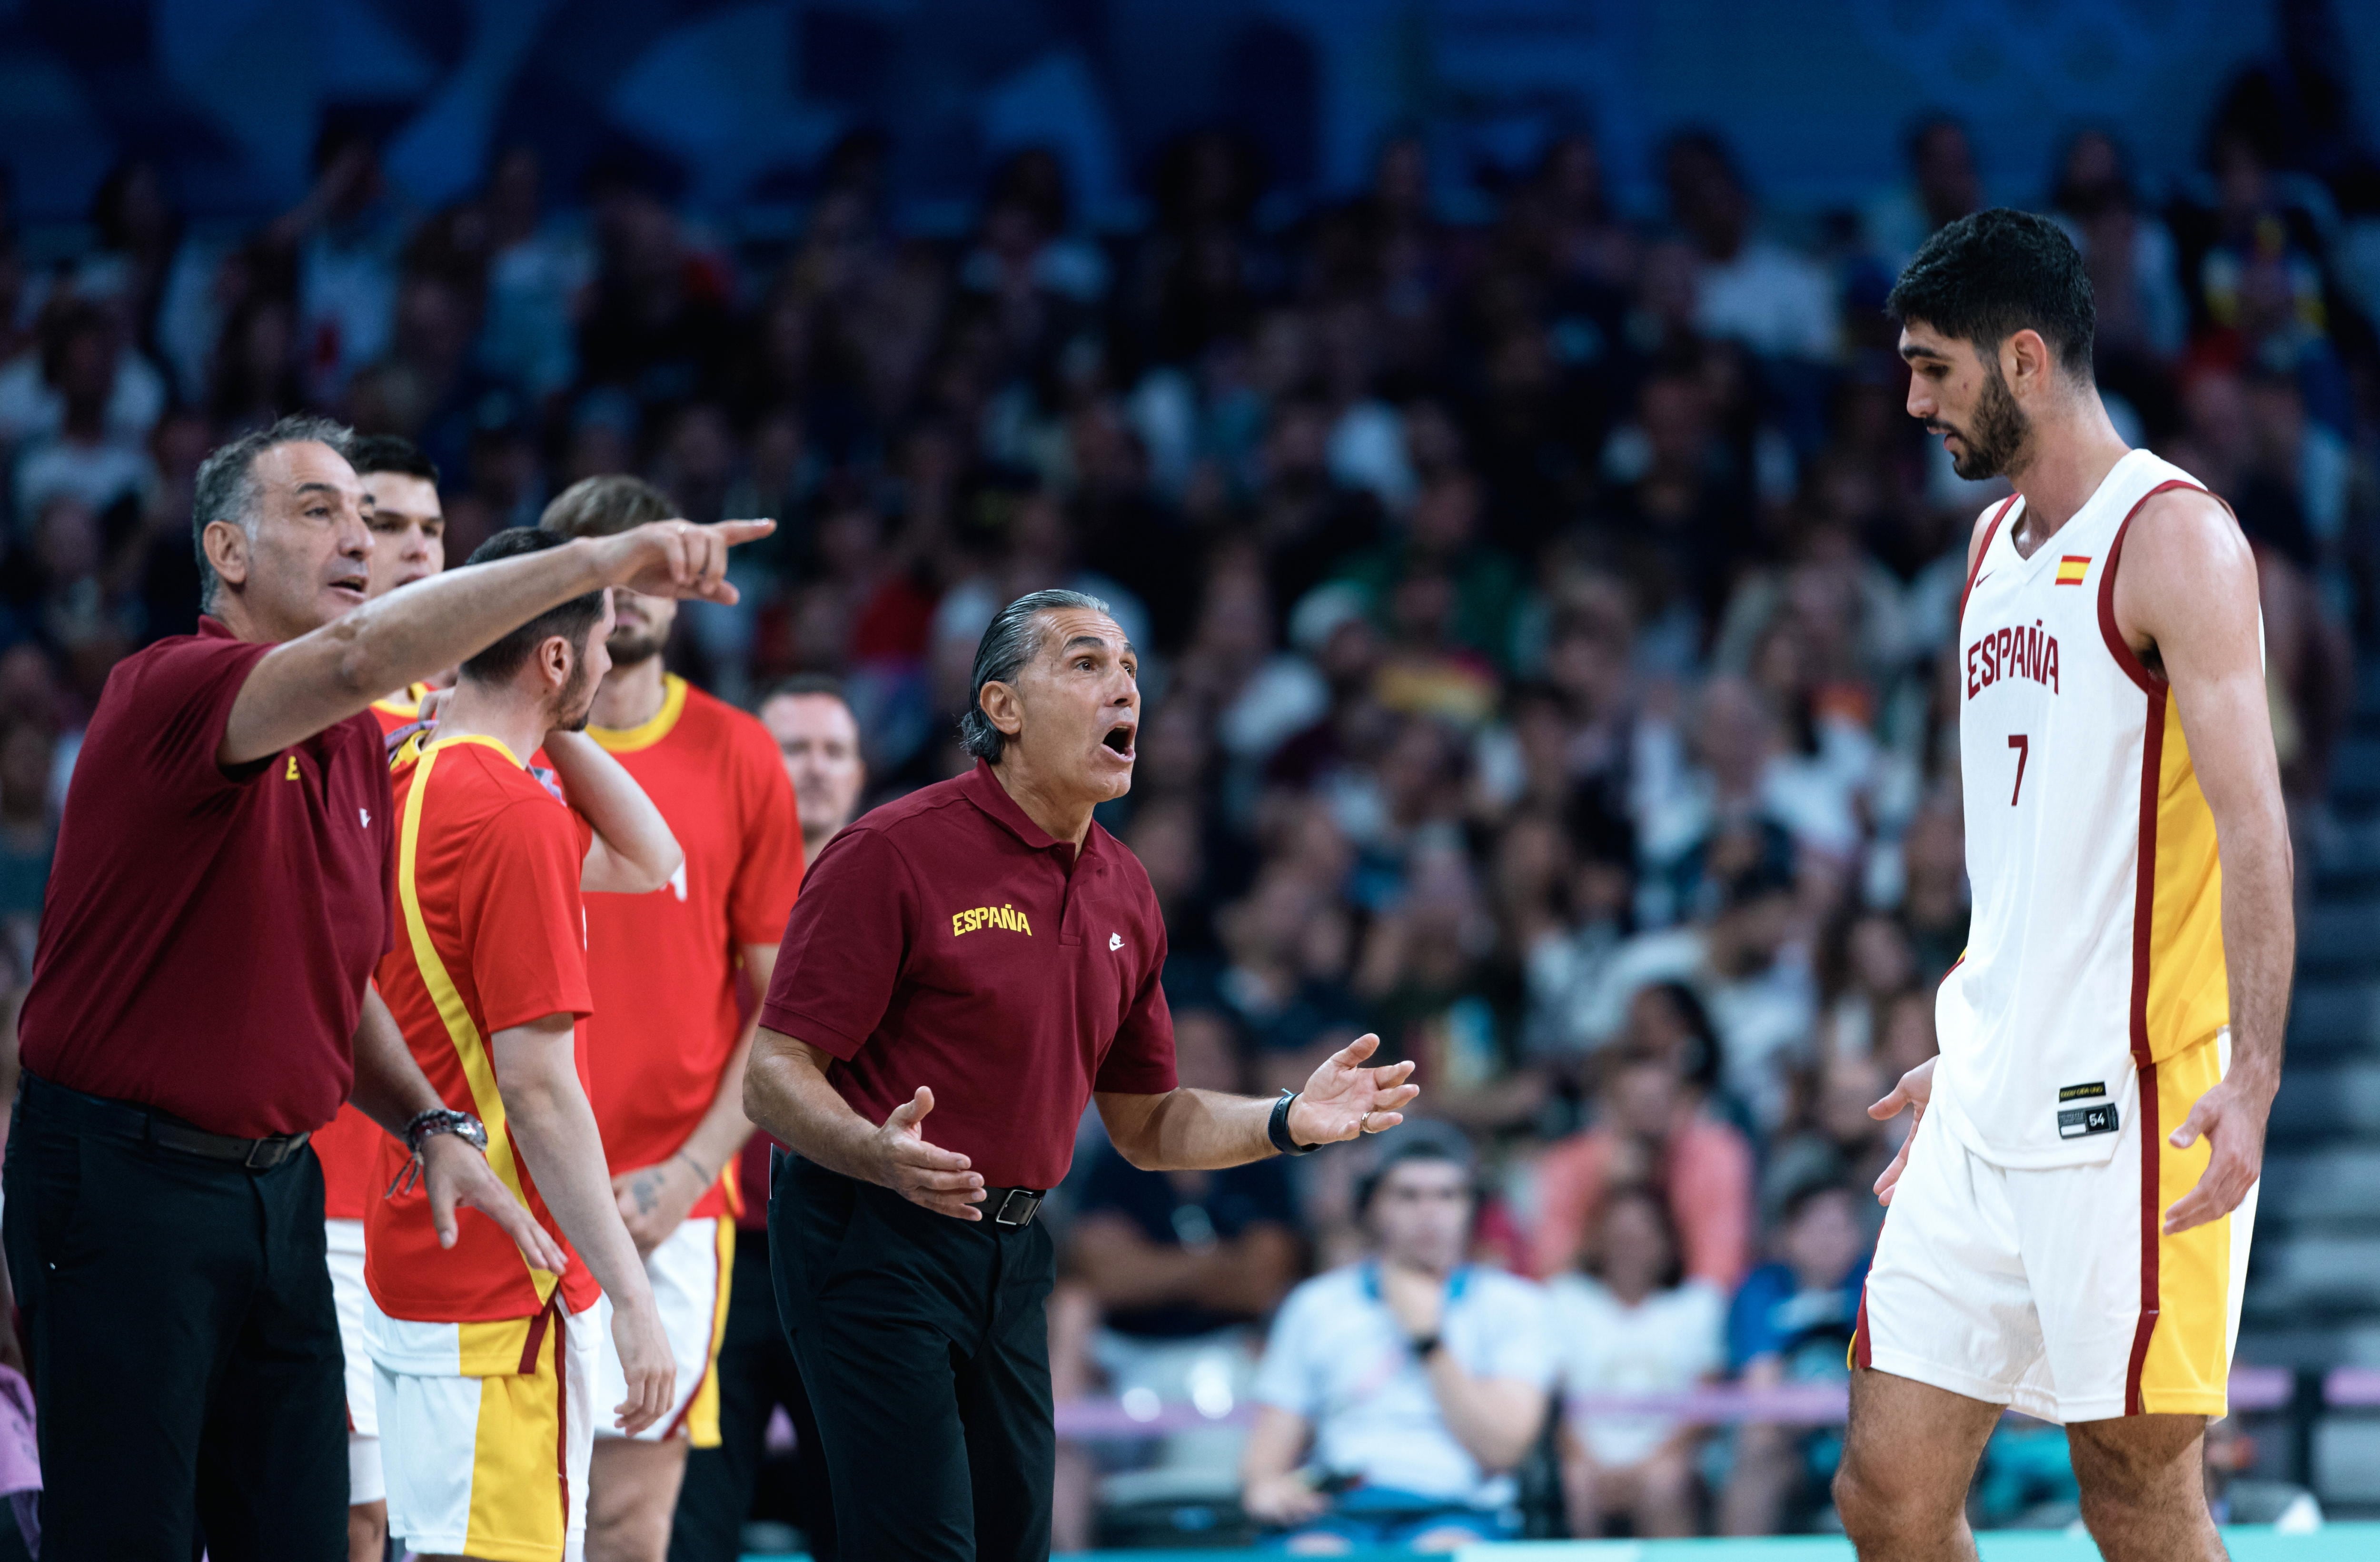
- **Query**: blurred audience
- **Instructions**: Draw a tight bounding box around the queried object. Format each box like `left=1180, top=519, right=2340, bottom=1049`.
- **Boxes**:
left=1716, top=1182, right=1871, bottom=1537
left=1549, top=1189, right=1724, bottom=1538
left=1240, top=1136, right=1553, bottom=1550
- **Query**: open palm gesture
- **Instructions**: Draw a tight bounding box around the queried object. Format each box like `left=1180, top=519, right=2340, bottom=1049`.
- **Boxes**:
left=1286, top=1033, right=1420, bottom=1146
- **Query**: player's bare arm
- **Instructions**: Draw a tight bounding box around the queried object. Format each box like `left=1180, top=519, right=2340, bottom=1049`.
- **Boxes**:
left=744, top=1027, right=989, bottom=1219
left=544, top=730, right=683, bottom=895
left=2113, top=486, right=2293, bottom=1234
left=613, top=941, right=776, bottom=1255
left=492, top=1013, right=676, bottom=1433
left=347, top=985, right=569, bottom=1273
left=218, top=518, right=773, bottom=767
left=1094, top=1032, right=1419, bottom=1171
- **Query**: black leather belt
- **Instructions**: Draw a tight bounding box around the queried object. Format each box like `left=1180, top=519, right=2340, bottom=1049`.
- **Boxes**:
left=983, top=1186, right=1045, bottom=1227
left=22, top=1072, right=314, bottom=1169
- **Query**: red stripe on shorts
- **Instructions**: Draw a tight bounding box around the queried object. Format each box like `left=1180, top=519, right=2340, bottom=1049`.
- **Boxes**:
left=2125, top=1060, right=2162, bottom=1416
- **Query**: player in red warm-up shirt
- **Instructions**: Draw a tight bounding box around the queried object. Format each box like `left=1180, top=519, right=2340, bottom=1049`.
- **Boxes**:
left=541, top=476, right=805, bottom=1562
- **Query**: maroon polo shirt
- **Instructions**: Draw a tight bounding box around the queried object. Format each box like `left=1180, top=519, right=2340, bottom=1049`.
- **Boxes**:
left=761, top=760, right=1177, bottom=1190
left=19, top=617, right=395, bottom=1137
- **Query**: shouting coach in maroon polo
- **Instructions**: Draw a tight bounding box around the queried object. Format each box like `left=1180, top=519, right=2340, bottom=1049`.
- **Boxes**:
left=744, top=588, right=1420, bottom=1561
left=3, top=415, right=768, bottom=1561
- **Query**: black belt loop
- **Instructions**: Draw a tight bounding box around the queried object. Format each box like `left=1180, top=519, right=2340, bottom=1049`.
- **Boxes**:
left=21, top=1072, right=313, bottom=1170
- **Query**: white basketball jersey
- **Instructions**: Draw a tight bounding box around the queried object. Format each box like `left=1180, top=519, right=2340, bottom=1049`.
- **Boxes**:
left=1934, top=449, right=2233, bottom=1168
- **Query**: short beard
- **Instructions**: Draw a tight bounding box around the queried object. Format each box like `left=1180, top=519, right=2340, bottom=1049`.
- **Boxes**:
left=606, top=630, right=664, bottom=667
left=1947, top=361, right=2031, bottom=480
left=553, top=659, right=596, bottom=733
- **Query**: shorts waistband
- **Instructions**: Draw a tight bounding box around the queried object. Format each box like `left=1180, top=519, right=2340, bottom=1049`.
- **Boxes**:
left=20, top=1071, right=314, bottom=1169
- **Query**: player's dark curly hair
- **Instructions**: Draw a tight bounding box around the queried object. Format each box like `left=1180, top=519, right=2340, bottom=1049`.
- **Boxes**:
left=456, top=527, right=608, bottom=684
left=1886, top=207, right=2096, bottom=377
left=346, top=432, right=438, bottom=484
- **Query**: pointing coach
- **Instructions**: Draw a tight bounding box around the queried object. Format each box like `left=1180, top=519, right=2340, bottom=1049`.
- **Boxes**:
left=745, top=588, right=1418, bottom=1560
left=2, top=415, right=768, bottom=1560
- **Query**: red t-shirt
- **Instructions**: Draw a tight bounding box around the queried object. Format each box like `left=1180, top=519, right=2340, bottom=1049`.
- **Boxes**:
left=367, top=735, right=602, bottom=1323
left=20, top=618, right=395, bottom=1138
left=315, top=689, right=441, bottom=1219
left=761, top=761, right=1177, bottom=1190
left=583, top=676, right=803, bottom=1219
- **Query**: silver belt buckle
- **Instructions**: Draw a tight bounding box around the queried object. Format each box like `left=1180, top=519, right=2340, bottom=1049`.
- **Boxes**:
left=992, top=1189, right=1041, bottom=1227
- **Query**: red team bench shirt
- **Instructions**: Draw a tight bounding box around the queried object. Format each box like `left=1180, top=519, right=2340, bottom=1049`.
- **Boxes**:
left=761, top=759, right=1177, bottom=1191
left=20, top=617, right=395, bottom=1138
left=367, top=734, right=602, bottom=1323
left=312, top=684, right=444, bottom=1219
left=583, top=675, right=803, bottom=1219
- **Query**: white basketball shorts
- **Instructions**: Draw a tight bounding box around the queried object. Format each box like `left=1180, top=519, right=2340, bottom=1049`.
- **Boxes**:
left=1855, top=1030, right=2254, bottom=1424
left=373, top=1299, right=599, bottom=1562
left=592, top=1215, right=734, bottom=1445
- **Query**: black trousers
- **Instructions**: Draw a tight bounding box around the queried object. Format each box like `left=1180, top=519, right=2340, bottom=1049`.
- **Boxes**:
left=772, top=1155, right=1056, bottom=1562
left=1, top=1076, right=347, bottom=1561
left=667, top=1226, right=838, bottom=1562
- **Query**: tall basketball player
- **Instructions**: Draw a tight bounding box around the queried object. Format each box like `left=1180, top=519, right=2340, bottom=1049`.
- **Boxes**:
left=1838, top=210, right=2291, bottom=1562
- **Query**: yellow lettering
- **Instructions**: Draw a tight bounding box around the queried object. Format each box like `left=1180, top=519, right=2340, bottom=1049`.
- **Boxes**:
left=952, top=904, right=1036, bottom=936
left=285, top=755, right=299, bottom=780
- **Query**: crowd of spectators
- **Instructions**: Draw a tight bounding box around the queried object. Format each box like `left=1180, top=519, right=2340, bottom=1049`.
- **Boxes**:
left=2, top=50, right=2377, bottom=1548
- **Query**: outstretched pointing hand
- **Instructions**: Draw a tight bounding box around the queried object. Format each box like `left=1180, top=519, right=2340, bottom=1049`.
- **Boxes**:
left=872, top=1086, right=987, bottom=1220
left=601, top=517, right=776, bottom=605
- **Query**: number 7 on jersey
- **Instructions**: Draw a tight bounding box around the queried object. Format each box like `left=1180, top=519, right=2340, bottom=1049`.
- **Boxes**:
left=2008, top=733, right=2029, bottom=805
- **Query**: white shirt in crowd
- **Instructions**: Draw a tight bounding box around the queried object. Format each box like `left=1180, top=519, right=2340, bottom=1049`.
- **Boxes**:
left=1251, top=1262, right=1555, bottom=1511
left=1693, top=239, right=1839, bottom=363
left=1545, top=1275, right=1726, bottom=1468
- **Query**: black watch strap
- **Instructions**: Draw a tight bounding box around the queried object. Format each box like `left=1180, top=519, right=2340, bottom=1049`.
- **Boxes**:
left=1269, top=1089, right=1320, bottom=1157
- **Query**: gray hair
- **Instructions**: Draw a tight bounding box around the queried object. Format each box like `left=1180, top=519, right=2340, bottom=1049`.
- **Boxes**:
left=956, top=588, right=1113, bottom=762
left=192, top=414, right=355, bottom=612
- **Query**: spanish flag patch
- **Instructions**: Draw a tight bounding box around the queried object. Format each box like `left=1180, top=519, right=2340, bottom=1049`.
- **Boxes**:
left=2055, top=554, right=2091, bottom=585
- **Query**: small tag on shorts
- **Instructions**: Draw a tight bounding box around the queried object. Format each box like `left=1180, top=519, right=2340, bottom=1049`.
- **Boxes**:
left=2058, top=1081, right=2108, bottom=1102
left=2058, top=1103, right=2119, bottom=1139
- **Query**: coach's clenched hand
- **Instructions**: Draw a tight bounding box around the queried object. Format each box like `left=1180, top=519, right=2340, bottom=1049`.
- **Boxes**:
left=1867, top=1055, right=1934, bottom=1206
left=2164, top=1074, right=2272, bottom=1235
left=872, top=1087, right=987, bottom=1219
left=420, top=1132, right=572, bottom=1274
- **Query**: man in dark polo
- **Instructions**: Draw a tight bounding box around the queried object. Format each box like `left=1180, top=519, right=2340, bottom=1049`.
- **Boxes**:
left=2, top=415, right=767, bottom=1560
left=744, top=588, right=1420, bottom=1560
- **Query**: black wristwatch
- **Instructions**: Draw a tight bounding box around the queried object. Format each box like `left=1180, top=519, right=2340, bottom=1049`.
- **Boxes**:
left=1269, top=1089, right=1320, bottom=1157
left=404, top=1107, right=488, bottom=1157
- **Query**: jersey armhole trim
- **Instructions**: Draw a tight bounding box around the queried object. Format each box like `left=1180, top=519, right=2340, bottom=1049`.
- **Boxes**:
left=2096, top=479, right=2203, bottom=697
left=1957, top=495, right=2021, bottom=624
